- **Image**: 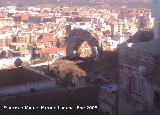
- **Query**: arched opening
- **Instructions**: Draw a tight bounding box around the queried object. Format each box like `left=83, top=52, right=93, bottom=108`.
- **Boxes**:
left=76, top=41, right=92, bottom=58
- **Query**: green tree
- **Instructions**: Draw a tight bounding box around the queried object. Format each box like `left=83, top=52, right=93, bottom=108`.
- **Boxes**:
left=14, top=58, right=22, bottom=68
left=0, top=50, right=6, bottom=58
left=40, top=53, right=50, bottom=62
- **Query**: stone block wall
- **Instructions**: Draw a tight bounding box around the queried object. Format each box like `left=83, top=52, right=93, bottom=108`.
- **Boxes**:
left=99, top=88, right=117, bottom=115
left=118, top=45, right=155, bottom=115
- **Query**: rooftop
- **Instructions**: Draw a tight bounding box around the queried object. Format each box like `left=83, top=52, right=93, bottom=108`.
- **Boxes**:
left=124, top=40, right=160, bottom=55
left=101, top=84, right=118, bottom=93
left=0, top=67, right=49, bottom=88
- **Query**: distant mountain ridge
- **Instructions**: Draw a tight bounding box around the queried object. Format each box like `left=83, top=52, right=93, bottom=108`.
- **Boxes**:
left=107, top=0, right=151, bottom=4
left=0, top=0, right=151, bottom=8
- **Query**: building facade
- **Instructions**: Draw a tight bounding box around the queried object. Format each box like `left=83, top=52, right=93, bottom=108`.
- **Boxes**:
left=118, top=41, right=160, bottom=115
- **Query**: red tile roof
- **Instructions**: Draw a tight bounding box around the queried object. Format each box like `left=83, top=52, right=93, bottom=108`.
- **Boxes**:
left=42, top=47, right=58, bottom=54
left=57, top=47, right=66, bottom=52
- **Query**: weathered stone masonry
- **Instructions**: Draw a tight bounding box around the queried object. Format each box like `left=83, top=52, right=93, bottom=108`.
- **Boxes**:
left=118, top=43, right=160, bottom=115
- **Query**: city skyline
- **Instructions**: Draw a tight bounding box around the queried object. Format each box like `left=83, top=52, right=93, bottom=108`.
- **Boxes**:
left=0, top=1, right=159, bottom=115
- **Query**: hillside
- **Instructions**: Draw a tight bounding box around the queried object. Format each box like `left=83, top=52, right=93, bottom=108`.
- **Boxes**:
left=0, top=0, right=151, bottom=8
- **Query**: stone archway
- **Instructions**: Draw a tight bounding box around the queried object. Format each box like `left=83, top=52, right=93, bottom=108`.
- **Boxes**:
left=66, top=29, right=102, bottom=60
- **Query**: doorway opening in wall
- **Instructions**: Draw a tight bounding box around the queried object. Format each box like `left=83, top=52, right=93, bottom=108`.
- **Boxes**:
left=154, top=91, right=160, bottom=110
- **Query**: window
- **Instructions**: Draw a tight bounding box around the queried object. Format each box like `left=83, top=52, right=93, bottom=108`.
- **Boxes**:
left=131, top=77, right=142, bottom=95
left=154, top=91, right=160, bottom=110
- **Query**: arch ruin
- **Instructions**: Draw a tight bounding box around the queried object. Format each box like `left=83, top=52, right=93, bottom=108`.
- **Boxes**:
left=66, top=29, right=102, bottom=60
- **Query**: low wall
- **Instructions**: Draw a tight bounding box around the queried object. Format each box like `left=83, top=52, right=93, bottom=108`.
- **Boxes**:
left=0, top=80, right=56, bottom=96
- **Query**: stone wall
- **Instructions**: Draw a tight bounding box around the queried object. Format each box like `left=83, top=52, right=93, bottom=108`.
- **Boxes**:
left=0, top=80, right=56, bottom=96
left=72, top=76, right=89, bottom=89
left=99, top=88, right=117, bottom=115
left=118, top=45, right=155, bottom=115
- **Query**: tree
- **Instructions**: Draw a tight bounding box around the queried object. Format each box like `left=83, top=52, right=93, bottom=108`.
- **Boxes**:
left=127, top=29, right=154, bottom=42
left=40, top=53, right=50, bottom=62
left=14, top=58, right=22, bottom=68
left=0, top=50, right=6, bottom=59
left=53, top=60, right=86, bottom=86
